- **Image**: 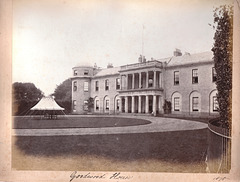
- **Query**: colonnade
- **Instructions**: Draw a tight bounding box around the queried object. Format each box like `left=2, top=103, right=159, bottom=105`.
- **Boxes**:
left=119, top=95, right=163, bottom=114
left=123, top=71, right=162, bottom=90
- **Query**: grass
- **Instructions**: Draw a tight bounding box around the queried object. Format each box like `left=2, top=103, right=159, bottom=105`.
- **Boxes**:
left=13, top=117, right=151, bottom=129
left=12, top=129, right=208, bottom=172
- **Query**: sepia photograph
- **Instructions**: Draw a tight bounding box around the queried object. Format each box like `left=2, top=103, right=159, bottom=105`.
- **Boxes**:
left=1, top=0, right=239, bottom=181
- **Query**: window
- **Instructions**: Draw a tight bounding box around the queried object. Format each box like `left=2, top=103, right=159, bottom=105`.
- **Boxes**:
left=84, top=70, right=89, bottom=75
left=213, top=96, right=218, bottom=111
left=83, top=82, right=88, bottom=92
left=106, top=100, right=109, bottom=111
left=83, top=100, right=88, bottom=111
left=212, top=67, right=217, bottom=82
left=149, top=78, right=153, bottom=87
left=174, top=71, right=179, bottom=85
left=96, top=100, right=99, bottom=111
left=192, top=69, right=198, bottom=84
left=116, top=78, right=120, bottom=90
left=192, top=97, right=199, bottom=111
left=73, top=100, right=77, bottom=111
left=73, top=70, right=78, bottom=76
left=95, top=81, right=99, bottom=91
left=116, top=99, right=120, bottom=111
left=73, top=81, right=77, bottom=91
left=174, top=97, right=180, bottom=111
left=105, top=79, right=109, bottom=90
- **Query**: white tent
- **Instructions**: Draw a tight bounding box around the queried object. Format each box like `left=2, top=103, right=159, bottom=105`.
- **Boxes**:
left=31, top=96, right=64, bottom=111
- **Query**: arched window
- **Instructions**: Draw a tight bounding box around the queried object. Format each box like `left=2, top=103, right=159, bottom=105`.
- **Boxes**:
left=171, top=92, right=182, bottom=112
left=209, top=90, right=218, bottom=113
left=190, top=91, right=201, bottom=112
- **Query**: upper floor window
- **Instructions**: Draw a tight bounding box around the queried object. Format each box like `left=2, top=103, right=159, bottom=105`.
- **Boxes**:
left=73, top=81, right=77, bottom=91
left=212, top=67, right=217, bottom=82
left=116, top=78, right=120, bottom=90
left=95, top=81, right=99, bottom=91
left=192, top=69, right=198, bottom=84
left=73, top=70, right=78, bottom=76
left=105, top=79, right=109, bottom=90
left=84, top=82, right=88, bottom=92
left=174, top=71, right=179, bottom=85
left=84, top=70, right=89, bottom=75
left=192, top=97, right=199, bottom=111
left=174, top=97, right=180, bottom=111
left=213, top=96, right=218, bottom=111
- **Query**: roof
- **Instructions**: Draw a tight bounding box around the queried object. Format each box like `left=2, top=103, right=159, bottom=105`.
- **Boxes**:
left=94, top=67, right=120, bottom=77
left=165, top=51, right=213, bottom=67
left=31, top=96, right=65, bottom=111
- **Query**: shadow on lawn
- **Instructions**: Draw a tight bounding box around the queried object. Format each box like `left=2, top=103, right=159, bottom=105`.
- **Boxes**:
left=14, top=129, right=208, bottom=164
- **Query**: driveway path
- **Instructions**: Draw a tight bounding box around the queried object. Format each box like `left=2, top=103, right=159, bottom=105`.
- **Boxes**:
left=12, top=115, right=207, bottom=136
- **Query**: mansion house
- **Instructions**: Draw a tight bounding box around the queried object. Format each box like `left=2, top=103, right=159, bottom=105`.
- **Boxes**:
left=71, top=49, right=218, bottom=117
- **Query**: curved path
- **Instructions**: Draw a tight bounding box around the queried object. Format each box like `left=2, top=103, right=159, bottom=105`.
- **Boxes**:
left=12, top=115, right=207, bottom=136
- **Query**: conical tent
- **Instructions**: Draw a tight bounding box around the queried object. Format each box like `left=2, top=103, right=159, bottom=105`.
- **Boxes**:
left=31, top=96, right=64, bottom=111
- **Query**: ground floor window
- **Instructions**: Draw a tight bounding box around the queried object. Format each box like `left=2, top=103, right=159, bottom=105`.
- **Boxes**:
left=116, top=99, right=120, bottom=111
left=106, top=100, right=109, bottom=111
left=174, top=97, right=180, bottom=111
left=73, top=100, right=76, bottom=111
left=192, top=97, right=199, bottom=111
left=213, top=96, right=218, bottom=111
left=83, top=100, right=88, bottom=111
left=96, top=100, right=99, bottom=111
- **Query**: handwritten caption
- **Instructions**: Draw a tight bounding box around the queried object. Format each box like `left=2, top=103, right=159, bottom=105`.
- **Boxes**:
left=213, top=177, right=229, bottom=181
left=70, top=171, right=133, bottom=182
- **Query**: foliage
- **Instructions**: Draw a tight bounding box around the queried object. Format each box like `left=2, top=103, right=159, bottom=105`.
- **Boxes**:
left=163, top=100, right=171, bottom=114
left=211, top=5, right=233, bottom=129
left=12, top=82, right=43, bottom=115
left=52, top=79, right=72, bottom=114
left=87, top=97, right=94, bottom=112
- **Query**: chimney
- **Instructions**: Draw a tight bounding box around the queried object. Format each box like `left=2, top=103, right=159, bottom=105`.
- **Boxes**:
left=173, top=48, right=182, bottom=56
left=138, top=55, right=142, bottom=63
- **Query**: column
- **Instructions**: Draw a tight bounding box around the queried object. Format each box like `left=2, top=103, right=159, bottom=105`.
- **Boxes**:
left=145, top=95, right=149, bottom=113
left=132, top=73, right=135, bottom=89
left=125, top=96, right=128, bottom=113
left=159, top=72, right=162, bottom=88
left=146, top=71, right=149, bottom=88
left=153, top=95, right=157, bottom=116
left=138, top=96, right=142, bottom=113
left=131, top=96, right=135, bottom=113
left=139, top=72, right=142, bottom=88
left=126, top=74, right=129, bottom=90
left=158, top=96, right=162, bottom=114
left=153, top=71, right=157, bottom=88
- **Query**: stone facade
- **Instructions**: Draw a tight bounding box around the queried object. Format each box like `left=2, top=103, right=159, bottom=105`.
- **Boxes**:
left=71, top=50, right=219, bottom=117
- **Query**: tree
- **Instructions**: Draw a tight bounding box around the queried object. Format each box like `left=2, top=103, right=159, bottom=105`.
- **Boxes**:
left=211, top=5, right=233, bottom=129
left=87, top=97, right=94, bottom=112
left=12, top=82, right=43, bottom=115
left=52, top=78, right=72, bottom=114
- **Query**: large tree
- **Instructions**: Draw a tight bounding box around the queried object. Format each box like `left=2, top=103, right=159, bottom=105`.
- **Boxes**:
left=12, top=82, right=43, bottom=115
left=211, top=5, right=233, bottom=129
left=52, top=78, right=72, bottom=114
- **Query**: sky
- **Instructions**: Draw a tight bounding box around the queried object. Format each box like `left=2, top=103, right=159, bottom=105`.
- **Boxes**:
left=12, top=0, right=232, bottom=96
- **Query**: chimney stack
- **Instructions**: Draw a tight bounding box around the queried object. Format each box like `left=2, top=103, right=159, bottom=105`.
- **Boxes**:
left=173, top=48, right=182, bottom=57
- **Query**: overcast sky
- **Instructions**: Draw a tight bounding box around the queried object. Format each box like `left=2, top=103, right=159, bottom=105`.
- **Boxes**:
left=12, top=0, right=232, bottom=96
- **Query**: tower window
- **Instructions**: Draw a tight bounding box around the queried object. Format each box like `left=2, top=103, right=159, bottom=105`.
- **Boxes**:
left=84, top=70, right=89, bottom=75
left=84, top=82, right=88, bottom=92
left=73, top=81, right=77, bottom=91
left=73, top=70, right=78, bottom=76
left=192, top=69, right=198, bottom=84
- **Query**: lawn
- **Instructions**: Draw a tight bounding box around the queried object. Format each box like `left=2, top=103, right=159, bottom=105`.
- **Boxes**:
left=12, top=128, right=208, bottom=172
left=13, top=116, right=151, bottom=129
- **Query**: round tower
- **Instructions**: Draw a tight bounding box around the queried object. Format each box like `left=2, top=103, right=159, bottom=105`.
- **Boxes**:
left=71, top=62, right=93, bottom=114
